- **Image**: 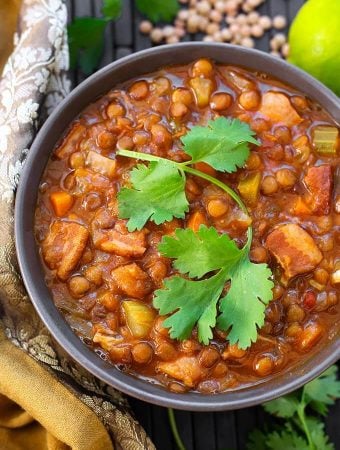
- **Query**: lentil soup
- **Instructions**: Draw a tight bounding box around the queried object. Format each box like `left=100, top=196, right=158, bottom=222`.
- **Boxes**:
left=35, top=59, right=340, bottom=394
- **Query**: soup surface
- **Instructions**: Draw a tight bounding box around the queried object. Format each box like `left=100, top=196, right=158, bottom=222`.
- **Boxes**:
left=35, top=60, right=340, bottom=394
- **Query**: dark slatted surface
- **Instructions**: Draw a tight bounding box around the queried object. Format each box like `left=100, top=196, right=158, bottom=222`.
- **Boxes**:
left=67, top=1, right=340, bottom=448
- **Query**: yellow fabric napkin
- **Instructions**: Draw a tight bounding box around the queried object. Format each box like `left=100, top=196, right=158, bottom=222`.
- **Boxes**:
left=0, top=328, right=113, bottom=450
left=0, top=1, right=154, bottom=449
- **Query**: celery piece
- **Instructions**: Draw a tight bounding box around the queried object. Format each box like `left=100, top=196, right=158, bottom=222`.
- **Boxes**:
left=237, top=171, right=261, bottom=205
left=312, top=126, right=338, bottom=154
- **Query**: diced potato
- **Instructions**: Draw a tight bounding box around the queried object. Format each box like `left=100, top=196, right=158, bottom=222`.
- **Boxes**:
left=331, top=270, right=340, bottom=286
left=237, top=172, right=261, bottom=205
left=156, top=356, right=203, bottom=387
left=85, top=150, right=117, bottom=179
left=259, top=92, right=302, bottom=127
left=49, top=191, right=74, bottom=217
left=111, top=263, right=152, bottom=299
left=265, top=223, right=322, bottom=279
left=312, top=126, right=338, bottom=154
left=55, top=123, right=86, bottom=159
left=293, top=196, right=311, bottom=215
left=122, top=300, right=156, bottom=338
left=93, top=331, right=123, bottom=351
left=189, top=77, right=214, bottom=108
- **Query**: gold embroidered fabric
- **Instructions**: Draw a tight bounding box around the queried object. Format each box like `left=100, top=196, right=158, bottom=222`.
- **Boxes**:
left=0, top=1, right=155, bottom=449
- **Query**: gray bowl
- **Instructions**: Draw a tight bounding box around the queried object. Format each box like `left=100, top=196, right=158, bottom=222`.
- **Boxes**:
left=15, top=43, right=340, bottom=411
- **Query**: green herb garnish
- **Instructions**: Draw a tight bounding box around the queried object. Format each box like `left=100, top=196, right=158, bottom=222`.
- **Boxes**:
left=247, top=366, right=340, bottom=450
left=68, top=0, right=122, bottom=74
left=117, top=117, right=274, bottom=348
left=154, top=226, right=273, bottom=347
left=135, top=0, right=180, bottom=23
left=118, top=117, right=258, bottom=232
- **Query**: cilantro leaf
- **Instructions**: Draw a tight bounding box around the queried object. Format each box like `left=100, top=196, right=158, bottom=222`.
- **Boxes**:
left=102, top=0, right=122, bottom=20
left=307, top=419, right=335, bottom=450
left=246, top=429, right=269, bottom=450
left=158, top=226, right=240, bottom=278
left=181, top=117, right=259, bottom=173
left=217, top=255, right=274, bottom=348
left=263, top=393, right=300, bottom=418
left=155, top=225, right=273, bottom=346
left=118, top=160, right=188, bottom=231
left=154, top=270, right=227, bottom=344
left=266, top=426, right=309, bottom=450
left=135, top=0, right=180, bottom=23
left=68, top=18, right=107, bottom=74
left=304, top=366, right=340, bottom=407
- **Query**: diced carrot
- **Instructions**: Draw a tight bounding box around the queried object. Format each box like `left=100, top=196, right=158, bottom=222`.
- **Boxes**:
left=187, top=210, right=208, bottom=232
left=293, top=196, right=311, bottom=215
left=50, top=191, right=74, bottom=217
left=194, top=162, right=217, bottom=177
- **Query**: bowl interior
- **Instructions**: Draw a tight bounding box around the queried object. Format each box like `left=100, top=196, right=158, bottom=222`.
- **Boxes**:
left=15, top=43, right=340, bottom=411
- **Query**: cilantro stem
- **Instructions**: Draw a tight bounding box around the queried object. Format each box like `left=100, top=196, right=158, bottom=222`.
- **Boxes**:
left=297, top=390, right=315, bottom=450
left=117, top=148, right=252, bottom=245
left=167, top=408, right=187, bottom=450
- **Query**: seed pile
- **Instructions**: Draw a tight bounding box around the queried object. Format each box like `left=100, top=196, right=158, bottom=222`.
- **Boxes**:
left=139, top=0, right=289, bottom=58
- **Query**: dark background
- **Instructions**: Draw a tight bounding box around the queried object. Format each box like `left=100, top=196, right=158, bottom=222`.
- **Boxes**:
left=67, top=0, right=339, bottom=448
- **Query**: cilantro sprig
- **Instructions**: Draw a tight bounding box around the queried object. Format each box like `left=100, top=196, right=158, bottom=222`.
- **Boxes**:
left=155, top=226, right=273, bottom=347
left=247, top=366, right=340, bottom=450
left=167, top=366, right=340, bottom=450
left=118, top=117, right=257, bottom=232
left=117, top=117, right=273, bottom=348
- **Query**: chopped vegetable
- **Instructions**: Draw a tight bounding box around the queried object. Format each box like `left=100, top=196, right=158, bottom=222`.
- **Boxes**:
left=85, top=150, right=117, bottom=179
left=312, top=125, right=338, bottom=154
left=154, top=226, right=273, bottom=348
left=157, top=356, right=202, bottom=387
left=237, top=171, right=261, bottom=204
left=189, top=77, right=214, bottom=108
left=122, top=300, right=156, bottom=338
left=49, top=191, right=74, bottom=217
left=259, top=92, right=302, bottom=127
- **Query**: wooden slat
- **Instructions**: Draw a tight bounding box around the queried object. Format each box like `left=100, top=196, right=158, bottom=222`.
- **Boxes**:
left=133, top=6, right=151, bottom=51
left=193, top=412, right=216, bottom=450
left=151, top=406, right=173, bottom=450
left=93, top=0, right=114, bottom=67
left=73, top=0, right=92, bottom=83
left=214, top=411, right=238, bottom=450
left=235, top=407, right=258, bottom=449
left=115, top=0, right=133, bottom=47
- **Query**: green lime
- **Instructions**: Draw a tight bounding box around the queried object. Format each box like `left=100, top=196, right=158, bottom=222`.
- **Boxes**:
left=288, top=0, right=340, bottom=96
